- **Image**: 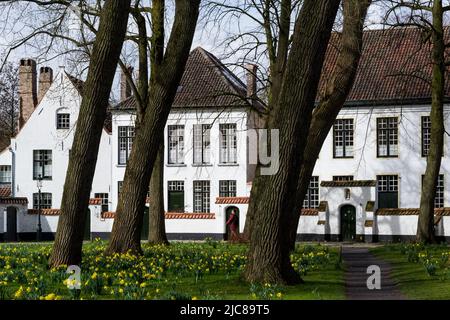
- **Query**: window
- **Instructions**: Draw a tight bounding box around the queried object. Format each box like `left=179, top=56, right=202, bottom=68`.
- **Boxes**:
left=193, top=124, right=211, bottom=164
left=0, top=165, right=11, bottom=185
left=94, top=193, right=109, bottom=212
left=118, top=126, right=135, bottom=165
left=118, top=181, right=123, bottom=199
left=377, top=175, right=398, bottom=208
left=377, top=117, right=398, bottom=157
left=168, top=181, right=184, bottom=212
left=33, top=150, right=52, bottom=180
left=333, top=176, right=354, bottom=182
left=303, top=176, right=319, bottom=209
left=333, top=119, right=354, bottom=158
left=422, top=175, right=444, bottom=208
left=219, top=124, right=237, bottom=164
left=422, top=116, right=431, bottom=157
left=168, top=125, right=184, bottom=164
left=193, top=180, right=210, bottom=213
left=33, top=193, right=52, bottom=209
left=219, top=180, right=236, bottom=197
left=56, top=113, right=70, bottom=129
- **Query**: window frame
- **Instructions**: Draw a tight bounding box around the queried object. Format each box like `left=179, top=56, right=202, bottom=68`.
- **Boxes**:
left=56, top=113, right=70, bottom=129
left=219, top=123, right=237, bottom=164
left=219, top=180, right=237, bottom=197
left=193, top=124, right=212, bottom=165
left=376, top=117, right=399, bottom=158
left=421, top=174, right=444, bottom=208
left=33, top=150, right=52, bottom=180
left=377, top=175, right=399, bottom=208
left=303, top=176, right=319, bottom=209
left=0, top=165, right=12, bottom=185
left=167, top=125, right=185, bottom=165
left=167, top=181, right=185, bottom=212
left=332, top=175, right=354, bottom=182
left=33, top=192, right=52, bottom=209
left=118, top=126, right=135, bottom=165
left=193, top=180, right=210, bottom=213
left=94, top=193, right=109, bottom=213
left=333, top=119, right=354, bottom=158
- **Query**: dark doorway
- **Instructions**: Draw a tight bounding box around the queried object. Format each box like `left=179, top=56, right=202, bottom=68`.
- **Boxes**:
left=224, top=206, right=239, bottom=241
left=141, top=207, right=149, bottom=240
left=6, top=207, right=17, bottom=242
left=340, top=205, right=356, bottom=242
left=84, top=209, right=91, bottom=241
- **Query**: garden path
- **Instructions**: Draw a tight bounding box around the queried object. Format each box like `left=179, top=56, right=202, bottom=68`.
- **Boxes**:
left=342, top=246, right=407, bottom=300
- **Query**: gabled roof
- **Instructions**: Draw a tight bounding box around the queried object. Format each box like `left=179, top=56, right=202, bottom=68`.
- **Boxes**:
left=318, top=27, right=450, bottom=105
left=66, top=72, right=112, bottom=133
left=114, top=47, right=250, bottom=111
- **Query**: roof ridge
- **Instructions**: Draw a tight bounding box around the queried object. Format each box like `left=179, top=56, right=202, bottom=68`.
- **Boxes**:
left=194, top=46, right=247, bottom=95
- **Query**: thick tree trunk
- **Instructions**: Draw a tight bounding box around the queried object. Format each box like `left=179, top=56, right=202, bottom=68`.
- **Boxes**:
left=105, top=0, right=200, bottom=255
left=287, top=0, right=371, bottom=249
left=417, top=0, right=445, bottom=243
left=49, top=0, right=131, bottom=267
left=148, top=142, right=169, bottom=245
left=244, top=0, right=340, bottom=285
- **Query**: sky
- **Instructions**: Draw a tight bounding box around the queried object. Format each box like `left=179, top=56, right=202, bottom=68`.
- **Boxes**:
left=0, top=1, right=390, bottom=100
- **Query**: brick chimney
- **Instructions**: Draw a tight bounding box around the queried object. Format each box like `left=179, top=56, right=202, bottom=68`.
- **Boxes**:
left=38, top=66, right=53, bottom=103
left=120, top=66, right=133, bottom=101
left=245, top=64, right=258, bottom=98
left=18, top=59, right=37, bottom=129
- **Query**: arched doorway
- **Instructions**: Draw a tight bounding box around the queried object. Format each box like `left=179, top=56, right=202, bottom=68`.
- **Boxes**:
left=340, top=205, right=356, bottom=242
left=224, top=206, right=239, bottom=241
left=6, top=207, right=17, bottom=242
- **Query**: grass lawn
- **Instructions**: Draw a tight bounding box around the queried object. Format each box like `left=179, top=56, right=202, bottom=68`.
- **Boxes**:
left=371, top=244, right=450, bottom=299
left=0, top=241, right=345, bottom=300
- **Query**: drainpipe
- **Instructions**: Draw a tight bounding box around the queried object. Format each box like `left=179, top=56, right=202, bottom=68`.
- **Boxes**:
left=8, top=146, right=15, bottom=197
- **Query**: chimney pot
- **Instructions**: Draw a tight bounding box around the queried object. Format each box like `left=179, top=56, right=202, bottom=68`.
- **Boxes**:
left=18, top=59, right=37, bottom=129
left=245, top=64, right=258, bottom=99
left=121, top=66, right=133, bottom=101
left=38, top=66, right=53, bottom=103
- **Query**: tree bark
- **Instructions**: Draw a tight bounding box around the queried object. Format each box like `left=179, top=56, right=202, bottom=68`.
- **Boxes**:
left=148, top=142, right=169, bottom=245
left=287, top=0, right=371, bottom=249
left=417, top=0, right=445, bottom=243
left=49, top=0, right=131, bottom=267
left=105, top=0, right=200, bottom=255
left=244, top=0, right=340, bottom=285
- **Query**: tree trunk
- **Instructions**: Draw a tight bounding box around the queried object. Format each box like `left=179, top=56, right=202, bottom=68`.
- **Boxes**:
left=105, top=0, right=201, bottom=255
left=244, top=0, right=340, bottom=285
left=49, top=0, right=131, bottom=267
left=148, top=142, right=169, bottom=245
left=286, top=0, right=371, bottom=249
left=417, top=0, right=445, bottom=243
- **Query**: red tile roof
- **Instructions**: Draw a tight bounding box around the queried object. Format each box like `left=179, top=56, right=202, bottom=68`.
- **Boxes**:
left=0, top=197, right=28, bottom=205
left=100, top=211, right=215, bottom=219
left=115, top=47, right=253, bottom=111
left=89, top=198, right=102, bottom=205
left=28, top=209, right=60, bottom=216
left=319, top=27, right=450, bottom=105
left=301, top=209, right=319, bottom=216
left=377, top=207, right=450, bottom=216
left=0, top=186, right=11, bottom=197
left=321, top=180, right=377, bottom=187
left=215, top=197, right=250, bottom=204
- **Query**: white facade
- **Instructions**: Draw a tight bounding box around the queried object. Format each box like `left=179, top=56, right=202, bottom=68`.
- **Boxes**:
left=1, top=53, right=450, bottom=242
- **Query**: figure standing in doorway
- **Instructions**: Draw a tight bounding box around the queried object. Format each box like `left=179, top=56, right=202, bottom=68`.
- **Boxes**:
left=226, top=209, right=239, bottom=241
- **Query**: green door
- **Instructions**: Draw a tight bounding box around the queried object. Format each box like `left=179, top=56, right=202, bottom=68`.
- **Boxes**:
left=340, top=205, right=356, bottom=241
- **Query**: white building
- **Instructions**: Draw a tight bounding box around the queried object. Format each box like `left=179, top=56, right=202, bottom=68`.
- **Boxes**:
left=1, top=28, right=450, bottom=242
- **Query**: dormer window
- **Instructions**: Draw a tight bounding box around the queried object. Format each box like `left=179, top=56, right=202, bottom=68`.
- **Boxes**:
left=57, top=113, right=70, bottom=129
